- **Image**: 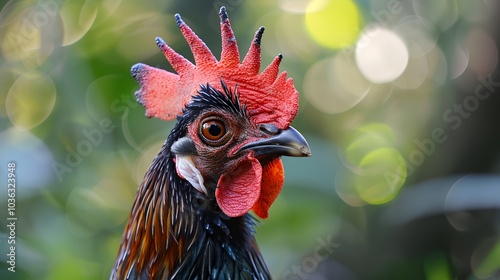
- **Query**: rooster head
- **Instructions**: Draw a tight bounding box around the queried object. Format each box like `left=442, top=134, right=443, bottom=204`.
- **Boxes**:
left=131, top=7, right=310, bottom=219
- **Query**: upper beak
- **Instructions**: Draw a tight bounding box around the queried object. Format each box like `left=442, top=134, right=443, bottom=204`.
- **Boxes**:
left=239, top=126, right=311, bottom=157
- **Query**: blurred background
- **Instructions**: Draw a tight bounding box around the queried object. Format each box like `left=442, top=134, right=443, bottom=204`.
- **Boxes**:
left=1, top=0, right=499, bottom=279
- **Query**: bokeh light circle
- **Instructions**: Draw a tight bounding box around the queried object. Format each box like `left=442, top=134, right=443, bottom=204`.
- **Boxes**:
left=344, top=123, right=397, bottom=168
left=426, top=45, right=448, bottom=86
left=85, top=75, right=124, bottom=122
left=304, top=54, right=371, bottom=114
left=305, top=0, right=362, bottom=49
left=355, top=147, right=407, bottom=205
left=450, top=46, right=469, bottom=79
left=66, top=182, right=129, bottom=238
left=334, top=166, right=366, bottom=207
left=278, top=0, right=323, bottom=14
left=275, top=14, right=322, bottom=61
left=471, top=237, right=500, bottom=279
left=337, top=124, right=406, bottom=206
left=0, top=1, right=52, bottom=66
left=6, top=71, right=56, bottom=130
left=0, top=128, right=54, bottom=194
left=394, top=15, right=438, bottom=56
left=412, top=0, right=458, bottom=32
left=355, top=27, right=409, bottom=83
left=392, top=45, right=428, bottom=90
left=465, top=28, right=498, bottom=77
left=115, top=12, right=171, bottom=61
left=133, top=139, right=165, bottom=185
left=60, top=0, right=98, bottom=46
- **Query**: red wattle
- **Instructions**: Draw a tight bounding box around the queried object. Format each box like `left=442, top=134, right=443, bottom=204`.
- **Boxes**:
left=216, top=156, right=262, bottom=218
left=252, top=158, right=284, bottom=219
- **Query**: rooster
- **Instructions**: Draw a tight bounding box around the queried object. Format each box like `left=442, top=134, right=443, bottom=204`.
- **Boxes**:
left=111, top=7, right=311, bottom=280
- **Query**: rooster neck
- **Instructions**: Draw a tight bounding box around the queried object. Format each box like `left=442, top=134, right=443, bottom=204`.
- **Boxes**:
left=112, top=85, right=272, bottom=279
left=111, top=137, right=271, bottom=280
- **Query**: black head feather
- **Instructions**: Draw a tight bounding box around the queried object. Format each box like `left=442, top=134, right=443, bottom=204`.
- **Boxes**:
left=112, top=81, right=270, bottom=280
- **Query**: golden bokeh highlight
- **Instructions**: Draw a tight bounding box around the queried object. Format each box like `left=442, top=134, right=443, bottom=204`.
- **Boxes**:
left=305, top=0, right=362, bottom=49
left=6, top=71, right=56, bottom=130
left=0, top=1, right=48, bottom=66
left=0, top=0, right=125, bottom=67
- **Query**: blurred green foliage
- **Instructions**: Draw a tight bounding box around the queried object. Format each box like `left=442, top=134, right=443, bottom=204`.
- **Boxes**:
left=1, top=0, right=499, bottom=279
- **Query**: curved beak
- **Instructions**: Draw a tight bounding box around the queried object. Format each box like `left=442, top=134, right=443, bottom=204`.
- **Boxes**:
left=239, top=126, right=311, bottom=157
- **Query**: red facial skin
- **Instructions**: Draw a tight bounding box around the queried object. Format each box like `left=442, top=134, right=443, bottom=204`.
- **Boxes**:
left=184, top=109, right=286, bottom=219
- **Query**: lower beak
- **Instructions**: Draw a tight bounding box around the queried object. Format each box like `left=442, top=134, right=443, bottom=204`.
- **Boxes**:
left=239, top=126, right=311, bottom=157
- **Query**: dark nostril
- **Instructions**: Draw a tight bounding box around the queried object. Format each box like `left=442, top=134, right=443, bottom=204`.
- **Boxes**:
left=259, top=124, right=279, bottom=135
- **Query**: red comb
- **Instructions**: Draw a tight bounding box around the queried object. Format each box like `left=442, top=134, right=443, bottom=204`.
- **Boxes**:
left=132, top=7, right=299, bottom=129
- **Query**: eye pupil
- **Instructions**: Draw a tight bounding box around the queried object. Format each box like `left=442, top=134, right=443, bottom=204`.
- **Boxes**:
left=208, top=123, right=222, bottom=137
left=200, top=118, right=229, bottom=145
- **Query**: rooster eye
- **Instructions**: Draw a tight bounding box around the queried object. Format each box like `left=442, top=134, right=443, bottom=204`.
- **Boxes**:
left=200, top=117, right=230, bottom=146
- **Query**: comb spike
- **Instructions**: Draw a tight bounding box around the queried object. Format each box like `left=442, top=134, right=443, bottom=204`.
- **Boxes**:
left=132, top=8, right=299, bottom=129
left=254, top=26, right=264, bottom=45
left=174, top=13, right=183, bottom=27
left=259, top=53, right=282, bottom=83
left=176, top=14, right=217, bottom=68
left=272, top=71, right=288, bottom=88
left=219, top=6, right=228, bottom=22
left=131, top=64, right=183, bottom=121
left=219, top=6, right=240, bottom=67
left=241, top=27, right=265, bottom=75
left=156, top=37, right=194, bottom=74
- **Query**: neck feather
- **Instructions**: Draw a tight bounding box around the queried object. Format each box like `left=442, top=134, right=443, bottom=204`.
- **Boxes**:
left=111, top=140, right=271, bottom=279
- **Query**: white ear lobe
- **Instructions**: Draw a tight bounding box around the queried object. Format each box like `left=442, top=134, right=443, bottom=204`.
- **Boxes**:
left=175, top=155, right=208, bottom=195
